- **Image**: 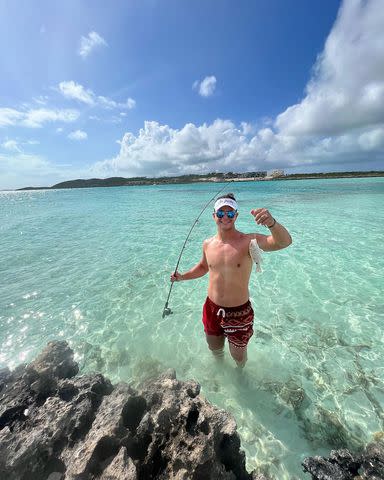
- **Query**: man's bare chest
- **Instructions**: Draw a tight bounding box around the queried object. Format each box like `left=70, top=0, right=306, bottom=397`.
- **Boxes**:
left=206, top=242, right=250, bottom=271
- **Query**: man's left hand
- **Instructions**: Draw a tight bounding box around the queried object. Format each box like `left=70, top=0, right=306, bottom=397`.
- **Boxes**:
left=251, top=208, right=275, bottom=228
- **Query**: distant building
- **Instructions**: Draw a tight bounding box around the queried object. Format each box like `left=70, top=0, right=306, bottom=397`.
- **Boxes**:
left=269, top=169, right=285, bottom=178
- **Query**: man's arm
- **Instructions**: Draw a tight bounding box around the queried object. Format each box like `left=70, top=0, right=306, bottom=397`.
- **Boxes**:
left=170, top=241, right=209, bottom=282
left=250, top=208, right=292, bottom=252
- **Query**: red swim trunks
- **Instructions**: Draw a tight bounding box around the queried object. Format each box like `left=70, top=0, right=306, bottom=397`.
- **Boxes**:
left=202, top=297, right=254, bottom=349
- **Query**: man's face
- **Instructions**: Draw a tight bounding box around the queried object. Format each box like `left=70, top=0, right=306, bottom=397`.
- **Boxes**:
left=213, top=206, right=238, bottom=229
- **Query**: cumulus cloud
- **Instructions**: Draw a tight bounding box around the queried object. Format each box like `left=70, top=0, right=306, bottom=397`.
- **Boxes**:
left=0, top=107, right=79, bottom=128
left=193, top=76, right=217, bottom=97
left=58, top=81, right=136, bottom=110
left=91, top=119, right=270, bottom=177
left=92, top=116, right=384, bottom=179
left=68, top=130, right=88, bottom=141
left=276, top=0, right=384, bottom=136
left=78, top=31, right=107, bottom=58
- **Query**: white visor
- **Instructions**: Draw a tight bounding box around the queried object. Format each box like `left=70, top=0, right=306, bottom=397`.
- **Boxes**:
left=214, top=198, right=238, bottom=211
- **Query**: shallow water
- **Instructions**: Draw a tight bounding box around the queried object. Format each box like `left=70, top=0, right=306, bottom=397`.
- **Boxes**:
left=1, top=178, right=383, bottom=479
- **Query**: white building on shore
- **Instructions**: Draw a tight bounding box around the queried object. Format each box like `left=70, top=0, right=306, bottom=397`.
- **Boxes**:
left=268, top=169, right=285, bottom=178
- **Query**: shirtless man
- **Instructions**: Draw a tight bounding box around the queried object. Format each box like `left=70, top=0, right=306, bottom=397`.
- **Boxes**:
left=170, top=193, right=292, bottom=367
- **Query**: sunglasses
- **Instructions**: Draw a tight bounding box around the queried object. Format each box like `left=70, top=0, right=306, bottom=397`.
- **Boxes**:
left=215, top=209, right=237, bottom=219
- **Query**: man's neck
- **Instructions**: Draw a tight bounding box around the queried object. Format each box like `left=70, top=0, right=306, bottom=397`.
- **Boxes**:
left=216, top=226, right=238, bottom=242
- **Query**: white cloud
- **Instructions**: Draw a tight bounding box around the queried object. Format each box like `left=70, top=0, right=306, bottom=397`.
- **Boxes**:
left=78, top=31, right=107, bottom=58
left=91, top=119, right=267, bottom=178
left=59, top=81, right=95, bottom=105
left=98, top=95, right=136, bottom=110
left=1, top=139, right=21, bottom=152
left=68, top=130, right=88, bottom=141
left=58, top=81, right=136, bottom=110
left=0, top=108, right=24, bottom=127
left=0, top=107, right=80, bottom=128
left=23, top=109, right=80, bottom=128
left=125, top=98, right=136, bottom=109
left=193, top=76, right=217, bottom=97
left=33, top=95, right=49, bottom=105
left=91, top=114, right=384, bottom=178
left=276, top=0, right=384, bottom=136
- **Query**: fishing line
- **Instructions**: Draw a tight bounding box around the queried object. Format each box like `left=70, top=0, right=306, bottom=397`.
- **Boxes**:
left=162, top=181, right=234, bottom=318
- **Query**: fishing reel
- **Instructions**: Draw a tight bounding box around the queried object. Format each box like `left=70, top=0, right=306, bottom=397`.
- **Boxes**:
left=162, top=306, right=173, bottom=318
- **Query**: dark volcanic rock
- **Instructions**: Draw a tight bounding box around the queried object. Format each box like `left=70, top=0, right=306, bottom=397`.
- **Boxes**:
left=0, top=341, right=268, bottom=480
left=302, top=442, right=384, bottom=479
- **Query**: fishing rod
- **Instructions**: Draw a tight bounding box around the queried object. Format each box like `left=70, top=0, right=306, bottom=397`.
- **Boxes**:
left=162, top=180, right=233, bottom=318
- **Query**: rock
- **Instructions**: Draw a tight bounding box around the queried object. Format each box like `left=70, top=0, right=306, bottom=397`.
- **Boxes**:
left=359, top=441, right=384, bottom=479
left=0, top=341, right=267, bottom=480
left=134, top=373, right=249, bottom=479
left=26, top=340, right=79, bottom=380
left=100, top=447, right=137, bottom=480
left=61, top=383, right=135, bottom=479
left=302, top=455, right=352, bottom=480
left=302, top=441, right=384, bottom=480
left=0, top=367, right=11, bottom=393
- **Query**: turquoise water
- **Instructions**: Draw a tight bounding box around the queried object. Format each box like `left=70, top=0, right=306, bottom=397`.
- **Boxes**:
left=1, top=178, right=383, bottom=479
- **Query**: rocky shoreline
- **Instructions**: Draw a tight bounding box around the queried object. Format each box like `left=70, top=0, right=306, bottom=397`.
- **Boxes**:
left=0, top=341, right=383, bottom=479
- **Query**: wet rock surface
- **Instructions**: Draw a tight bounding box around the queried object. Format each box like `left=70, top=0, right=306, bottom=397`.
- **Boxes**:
left=3, top=340, right=383, bottom=480
left=302, top=442, right=384, bottom=479
left=0, top=341, right=268, bottom=480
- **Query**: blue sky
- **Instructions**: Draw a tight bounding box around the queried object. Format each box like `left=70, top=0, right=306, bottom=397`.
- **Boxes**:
left=1, top=0, right=383, bottom=189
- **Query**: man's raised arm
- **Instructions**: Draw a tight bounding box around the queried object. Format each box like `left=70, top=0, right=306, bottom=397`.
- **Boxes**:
left=251, top=208, right=292, bottom=252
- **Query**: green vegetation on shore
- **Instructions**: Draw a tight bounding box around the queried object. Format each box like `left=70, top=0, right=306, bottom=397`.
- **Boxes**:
left=17, top=170, right=384, bottom=191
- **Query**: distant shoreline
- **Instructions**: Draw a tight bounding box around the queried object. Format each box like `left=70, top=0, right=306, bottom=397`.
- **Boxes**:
left=12, top=170, right=384, bottom=191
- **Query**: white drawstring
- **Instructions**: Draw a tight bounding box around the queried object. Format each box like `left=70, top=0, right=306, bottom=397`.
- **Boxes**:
left=217, top=308, right=226, bottom=318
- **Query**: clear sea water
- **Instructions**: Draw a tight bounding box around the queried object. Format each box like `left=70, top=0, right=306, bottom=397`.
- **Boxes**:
left=1, top=178, right=383, bottom=479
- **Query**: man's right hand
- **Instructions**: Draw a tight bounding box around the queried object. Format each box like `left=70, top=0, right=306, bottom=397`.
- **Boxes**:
left=170, top=271, right=183, bottom=282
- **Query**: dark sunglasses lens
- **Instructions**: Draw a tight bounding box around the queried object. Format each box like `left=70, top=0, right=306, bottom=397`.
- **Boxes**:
left=216, top=210, right=236, bottom=219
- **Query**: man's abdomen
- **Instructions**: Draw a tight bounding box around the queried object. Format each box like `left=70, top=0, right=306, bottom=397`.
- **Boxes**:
left=207, top=271, right=251, bottom=307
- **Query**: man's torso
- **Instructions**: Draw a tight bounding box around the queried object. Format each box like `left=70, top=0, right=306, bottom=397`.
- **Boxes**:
left=205, top=232, right=253, bottom=307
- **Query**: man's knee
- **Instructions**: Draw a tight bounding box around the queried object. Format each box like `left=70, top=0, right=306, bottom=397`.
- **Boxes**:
left=205, top=334, right=225, bottom=351
left=229, top=345, right=247, bottom=367
left=210, top=346, right=225, bottom=359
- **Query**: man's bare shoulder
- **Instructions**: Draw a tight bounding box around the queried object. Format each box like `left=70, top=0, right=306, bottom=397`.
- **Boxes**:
left=243, top=232, right=259, bottom=241
left=203, top=236, right=216, bottom=247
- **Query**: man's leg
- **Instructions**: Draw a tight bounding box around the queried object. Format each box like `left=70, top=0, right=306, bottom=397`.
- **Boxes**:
left=205, top=334, right=225, bottom=360
left=228, top=343, right=247, bottom=368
